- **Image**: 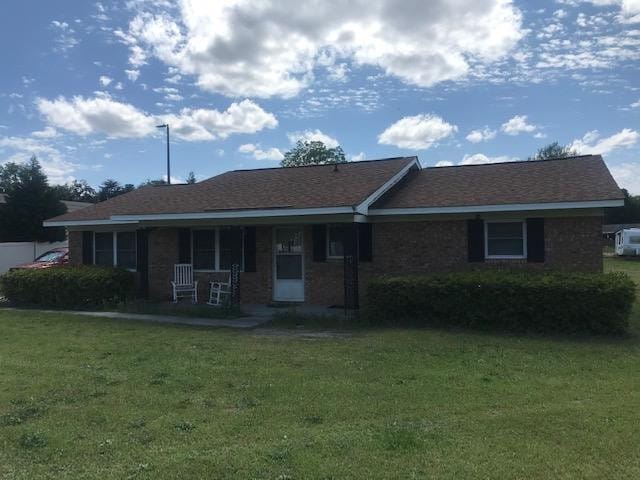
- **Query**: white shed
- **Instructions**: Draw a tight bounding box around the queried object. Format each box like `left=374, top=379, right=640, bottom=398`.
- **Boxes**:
left=615, top=228, right=640, bottom=256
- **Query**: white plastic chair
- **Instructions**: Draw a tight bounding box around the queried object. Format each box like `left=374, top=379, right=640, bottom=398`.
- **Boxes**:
left=171, top=264, right=198, bottom=303
left=208, top=274, right=231, bottom=306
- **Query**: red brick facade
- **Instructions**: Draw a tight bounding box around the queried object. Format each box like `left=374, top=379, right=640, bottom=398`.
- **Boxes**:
left=68, top=215, right=603, bottom=305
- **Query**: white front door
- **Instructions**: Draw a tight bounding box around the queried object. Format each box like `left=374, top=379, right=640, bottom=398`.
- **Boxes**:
left=273, top=227, right=304, bottom=302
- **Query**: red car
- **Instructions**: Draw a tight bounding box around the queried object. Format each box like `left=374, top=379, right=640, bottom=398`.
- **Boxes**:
left=12, top=247, right=69, bottom=270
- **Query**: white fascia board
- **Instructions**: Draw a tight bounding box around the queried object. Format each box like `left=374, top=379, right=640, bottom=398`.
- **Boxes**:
left=111, top=206, right=355, bottom=222
left=354, top=158, right=420, bottom=215
left=368, top=199, right=624, bottom=216
left=43, top=219, right=140, bottom=227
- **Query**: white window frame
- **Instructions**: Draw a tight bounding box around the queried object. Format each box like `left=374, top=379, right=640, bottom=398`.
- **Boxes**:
left=191, top=227, right=244, bottom=272
left=484, top=220, right=527, bottom=260
left=326, top=224, right=352, bottom=259
left=93, top=231, right=137, bottom=271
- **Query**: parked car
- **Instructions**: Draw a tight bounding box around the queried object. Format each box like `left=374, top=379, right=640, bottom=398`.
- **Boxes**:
left=11, top=247, right=69, bottom=270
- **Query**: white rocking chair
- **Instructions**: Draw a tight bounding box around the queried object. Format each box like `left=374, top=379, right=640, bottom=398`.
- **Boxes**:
left=208, top=274, right=231, bottom=306
left=171, top=264, right=198, bottom=303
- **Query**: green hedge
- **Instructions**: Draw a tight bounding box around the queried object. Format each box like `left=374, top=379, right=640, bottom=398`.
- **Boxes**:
left=0, top=266, right=135, bottom=308
left=366, top=271, right=636, bottom=334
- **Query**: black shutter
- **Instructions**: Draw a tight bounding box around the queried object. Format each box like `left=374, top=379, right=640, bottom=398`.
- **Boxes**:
left=82, top=231, right=93, bottom=265
left=527, top=218, right=545, bottom=263
left=358, top=223, right=373, bottom=262
left=230, top=227, right=243, bottom=268
left=136, top=229, right=149, bottom=297
left=467, top=219, right=485, bottom=262
left=178, top=228, right=192, bottom=263
left=243, top=226, right=257, bottom=272
left=312, top=224, right=327, bottom=262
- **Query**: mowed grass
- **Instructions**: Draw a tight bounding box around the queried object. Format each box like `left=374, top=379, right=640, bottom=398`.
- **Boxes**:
left=0, top=262, right=639, bottom=478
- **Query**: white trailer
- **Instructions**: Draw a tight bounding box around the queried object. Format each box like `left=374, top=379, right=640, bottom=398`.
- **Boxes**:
left=615, top=228, right=640, bottom=256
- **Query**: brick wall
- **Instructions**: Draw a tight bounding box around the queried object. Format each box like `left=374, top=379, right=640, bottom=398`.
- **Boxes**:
left=70, top=215, right=603, bottom=305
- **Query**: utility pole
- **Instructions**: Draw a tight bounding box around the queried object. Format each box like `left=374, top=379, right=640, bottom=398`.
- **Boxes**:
left=156, top=124, right=170, bottom=184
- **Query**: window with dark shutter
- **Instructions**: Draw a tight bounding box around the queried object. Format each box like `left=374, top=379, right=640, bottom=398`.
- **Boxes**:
left=467, top=219, right=485, bottom=262
left=312, top=224, right=327, bottom=262
left=243, top=227, right=257, bottom=272
left=358, top=223, right=372, bottom=262
left=526, top=218, right=545, bottom=263
left=82, top=231, right=93, bottom=265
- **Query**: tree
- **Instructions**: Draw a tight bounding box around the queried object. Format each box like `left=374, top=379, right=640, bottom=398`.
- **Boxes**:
left=528, top=142, right=578, bottom=161
left=53, top=179, right=97, bottom=203
left=281, top=140, right=347, bottom=167
left=97, top=179, right=135, bottom=202
left=186, top=171, right=197, bottom=184
left=0, top=156, right=67, bottom=242
left=138, top=179, right=167, bottom=188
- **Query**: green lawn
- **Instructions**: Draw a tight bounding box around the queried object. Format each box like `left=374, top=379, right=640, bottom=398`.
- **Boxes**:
left=1, top=264, right=640, bottom=478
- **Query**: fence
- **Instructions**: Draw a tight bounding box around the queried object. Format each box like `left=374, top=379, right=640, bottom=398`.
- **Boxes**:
left=0, top=241, right=68, bottom=274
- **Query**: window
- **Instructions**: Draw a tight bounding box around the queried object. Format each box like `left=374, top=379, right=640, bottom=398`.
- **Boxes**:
left=93, top=232, right=137, bottom=269
left=629, top=236, right=640, bottom=244
left=94, top=232, right=114, bottom=266
left=485, top=221, right=526, bottom=259
left=191, top=227, right=244, bottom=271
left=327, top=225, right=352, bottom=258
left=192, top=230, right=216, bottom=270
left=116, top=232, right=137, bottom=269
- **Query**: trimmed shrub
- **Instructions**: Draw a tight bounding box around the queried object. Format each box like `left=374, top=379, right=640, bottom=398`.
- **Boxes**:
left=366, top=271, right=636, bottom=334
left=0, top=266, right=135, bottom=308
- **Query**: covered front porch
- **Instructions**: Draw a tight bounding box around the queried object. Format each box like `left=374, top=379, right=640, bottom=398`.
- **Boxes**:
left=67, top=214, right=372, bottom=310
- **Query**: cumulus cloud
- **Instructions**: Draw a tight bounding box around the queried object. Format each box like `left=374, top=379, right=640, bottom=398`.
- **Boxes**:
left=435, top=160, right=454, bottom=167
left=570, top=128, right=639, bottom=154
left=631, top=98, right=640, bottom=108
left=466, top=127, right=497, bottom=143
left=125, top=69, right=140, bottom=82
left=378, top=114, right=457, bottom=149
left=117, top=0, right=523, bottom=98
left=99, top=75, right=113, bottom=87
left=238, top=143, right=284, bottom=161
left=350, top=152, right=366, bottom=161
left=31, top=126, right=59, bottom=139
left=0, top=136, right=78, bottom=184
left=287, top=129, right=339, bottom=148
left=460, top=153, right=516, bottom=165
left=35, top=95, right=277, bottom=141
left=501, top=115, right=538, bottom=135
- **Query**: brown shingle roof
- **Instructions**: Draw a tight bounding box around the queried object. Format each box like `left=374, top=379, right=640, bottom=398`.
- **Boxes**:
left=48, top=157, right=416, bottom=222
left=372, top=155, right=623, bottom=210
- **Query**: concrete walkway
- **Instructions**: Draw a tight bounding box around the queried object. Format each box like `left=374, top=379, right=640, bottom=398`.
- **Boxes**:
left=1, top=308, right=270, bottom=329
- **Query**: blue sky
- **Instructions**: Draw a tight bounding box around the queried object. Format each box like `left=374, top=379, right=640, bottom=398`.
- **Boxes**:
left=0, top=0, right=639, bottom=191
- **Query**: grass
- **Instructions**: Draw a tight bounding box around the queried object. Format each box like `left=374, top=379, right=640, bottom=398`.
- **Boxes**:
left=605, top=255, right=640, bottom=287
left=0, top=261, right=639, bottom=478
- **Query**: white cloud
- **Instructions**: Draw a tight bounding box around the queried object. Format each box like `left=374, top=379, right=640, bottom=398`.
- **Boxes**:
left=238, top=143, right=284, bottom=161
left=570, top=128, right=639, bottom=154
left=609, top=162, right=640, bottom=194
left=287, top=129, right=339, bottom=148
left=118, top=0, right=523, bottom=98
left=435, top=160, right=454, bottom=167
left=0, top=136, right=78, bottom=185
left=378, top=114, right=457, bottom=149
left=35, top=95, right=277, bottom=142
left=99, top=75, right=113, bottom=87
left=631, top=98, right=640, bottom=108
left=466, top=127, right=497, bottom=143
left=501, top=115, right=538, bottom=135
left=350, top=152, right=366, bottom=161
left=31, top=127, right=59, bottom=139
left=36, top=95, right=157, bottom=138
left=125, top=69, right=140, bottom=82
left=460, top=153, right=516, bottom=165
